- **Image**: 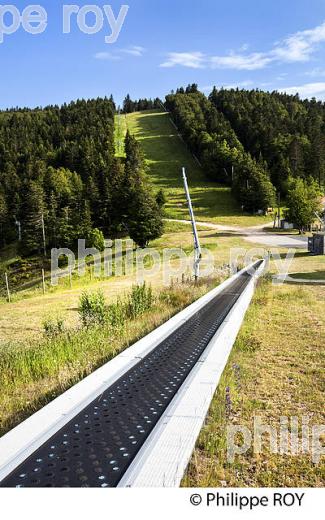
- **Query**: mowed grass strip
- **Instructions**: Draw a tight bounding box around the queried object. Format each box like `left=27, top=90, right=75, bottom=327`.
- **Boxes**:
left=182, top=281, right=325, bottom=487
left=125, top=110, right=271, bottom=227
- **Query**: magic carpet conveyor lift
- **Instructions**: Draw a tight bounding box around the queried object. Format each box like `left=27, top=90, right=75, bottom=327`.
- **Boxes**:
left=0, top=262, right=263, bottom=488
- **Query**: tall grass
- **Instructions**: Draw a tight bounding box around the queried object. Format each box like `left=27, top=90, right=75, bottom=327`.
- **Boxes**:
left=78, top=284, right=154, bottom=329
left=0, top=276, right=222, bottom=437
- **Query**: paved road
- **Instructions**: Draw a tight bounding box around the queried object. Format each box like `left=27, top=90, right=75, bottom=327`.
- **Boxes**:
left=166, top=219, right=308, bottom=250
left=244, top=232, right=307, bottom=249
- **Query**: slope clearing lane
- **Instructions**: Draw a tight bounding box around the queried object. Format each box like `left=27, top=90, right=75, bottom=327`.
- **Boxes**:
left=124, top=110, right=271, bottom=227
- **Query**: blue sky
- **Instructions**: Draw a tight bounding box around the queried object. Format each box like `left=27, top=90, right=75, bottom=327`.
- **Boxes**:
left=1, top=0, right=325, bottom=108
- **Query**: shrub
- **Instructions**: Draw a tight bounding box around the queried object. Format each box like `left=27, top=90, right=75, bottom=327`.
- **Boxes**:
left=126, top=284, right=154, bottom=319
left=87, top=228, right=105, bottom=251
left=107, top=298, right=127, bottom=329
left=43, top=318, right=65, bottom=338
left=78, top=290, right=107, bottom=328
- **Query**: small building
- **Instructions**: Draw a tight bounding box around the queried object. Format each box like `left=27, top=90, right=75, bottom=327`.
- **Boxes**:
left=280, top=220, right=294, bottom=230
left=308, top=233, right=325, bottom=255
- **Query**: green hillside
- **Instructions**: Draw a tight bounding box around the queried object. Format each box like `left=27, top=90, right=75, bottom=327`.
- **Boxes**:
left=120, top=110, right=271, bottom=226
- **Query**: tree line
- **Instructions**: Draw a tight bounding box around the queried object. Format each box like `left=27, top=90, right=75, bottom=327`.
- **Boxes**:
left=165, top=85, right=276, bottom=212
left=165, top=85, right=325, bottom=213
left=210, top=87, right=325, bottom=192
left=122, top=95, right=162, bottom=113
left=1, top=86, right=324, bottom=256
left=0, top=97, right=163, bottom=253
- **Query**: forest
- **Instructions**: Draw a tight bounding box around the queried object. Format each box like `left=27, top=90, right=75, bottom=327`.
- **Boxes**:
left=165, top=84, right=325, bottom=212
left=0, top=97, right=163, bottom=252
left=0, top=86, right=324, bottom=255
left=122, top=95, right=162, bottom=113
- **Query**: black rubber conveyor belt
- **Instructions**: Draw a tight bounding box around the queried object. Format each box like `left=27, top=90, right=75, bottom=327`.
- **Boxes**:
left=0, top=262, right=261, bottom=487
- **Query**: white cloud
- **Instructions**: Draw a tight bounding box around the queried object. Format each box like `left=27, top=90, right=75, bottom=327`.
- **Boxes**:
left=210, top=53, right=273, bottom=70
left=94, top=52, right=121, bottom=61
left=203, top=80, right=325, bottom=100
left=273, top=36, right=311, bottom=62
left=161, top=50, right=272, bottom=70
left=160, top=52, right=206, bottom=69
left=121, top=45, right=146, bottom=57
left=95, top=45, right=146, bottom=61
left=161, top=20, right=325, bottom=71
left=280, top=82, right=325, bottom=100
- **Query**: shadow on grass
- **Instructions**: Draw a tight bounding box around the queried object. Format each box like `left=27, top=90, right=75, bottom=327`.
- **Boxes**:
left=289, top=270, right=325, bottom=281
left=277, top=251, right=310, bottom=260
left=202, top=232, right=245, bottom=238
left=128, top=111, right=273, bottom=226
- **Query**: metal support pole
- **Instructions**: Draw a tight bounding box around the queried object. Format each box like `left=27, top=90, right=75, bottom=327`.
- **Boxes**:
left=41, top=214, right=47, bottom=257
left=5, top=273, right=10, bottom=303
left=182, top=167, right=202, bottom=281
left=42, top=269, right=46, bottom=295
left=15, top=220, right=21, bottom=241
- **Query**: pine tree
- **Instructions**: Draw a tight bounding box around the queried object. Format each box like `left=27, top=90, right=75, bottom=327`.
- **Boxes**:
left=156, top=188, right=166, bottom=208
left=124, top=131, right=144, bottom=180
left=20, top=181, right=45, bottom=255
left=128, top=188, right=164, bottom=248
left=0, top=191, right=8, bottom=246
left=123, top=94, right=134, bottom=114
left=108, top=158, right=127, bottom=234
left=56, top=207, right=75, bottom=248
left=123, top=132, right=164, bottom=246
left=79, top=200, right=93, bottom=243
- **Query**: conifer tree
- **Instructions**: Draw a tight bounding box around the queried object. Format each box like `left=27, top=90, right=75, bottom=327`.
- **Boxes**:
left=0, top=191, right=7, bottom=246
left=20, top=181, right=45, bottom=255
left=123, top=132, right=164, bottom=247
